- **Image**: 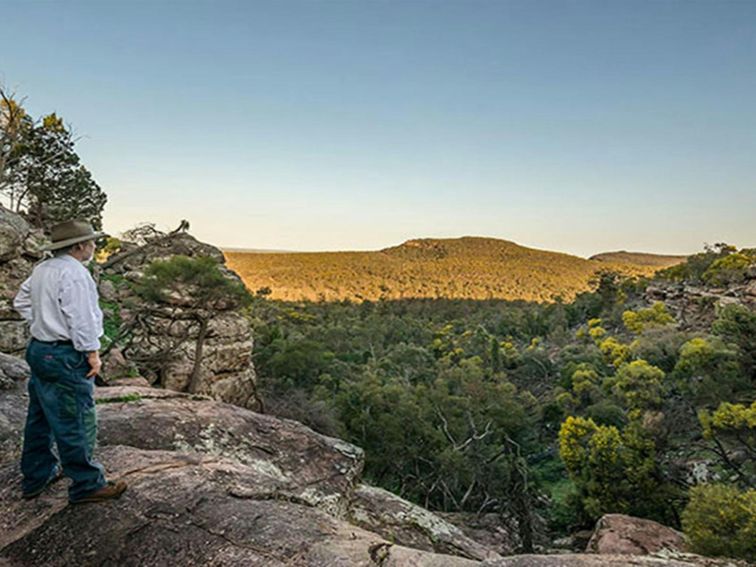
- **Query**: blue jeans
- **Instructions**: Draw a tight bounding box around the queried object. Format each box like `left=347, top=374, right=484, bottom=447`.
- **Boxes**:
left=21, top=338, right=106, bottom=501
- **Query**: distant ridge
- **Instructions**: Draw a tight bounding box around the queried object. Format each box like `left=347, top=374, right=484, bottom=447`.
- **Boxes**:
left=224, top=236, right=677, bottom=303
left=221, top=247, right=296, bottom=254
left=590, top=250, right=688, bottom=268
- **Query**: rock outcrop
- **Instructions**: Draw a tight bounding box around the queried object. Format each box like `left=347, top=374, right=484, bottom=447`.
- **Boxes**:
left=0, top=445, right=477, bottom=567
left=97, top=231, right=259, bottom=408
left=0, top=206, right=45, bottom=356
left=93, top=384, right=363, bottom=518
left=586, top=514, right=687, bottom=555
left=645, top=267, right=756, bottom=330
left=0, top=207, right=258, bottom=408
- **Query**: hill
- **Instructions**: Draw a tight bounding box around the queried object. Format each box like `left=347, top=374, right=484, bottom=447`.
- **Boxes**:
left=590, top=250, right=688, bottom=267
left=224, top=236, right=677, bottom=302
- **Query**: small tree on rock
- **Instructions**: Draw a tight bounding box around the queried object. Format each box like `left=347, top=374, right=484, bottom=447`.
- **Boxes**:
left=136, top=255, right=252, bottom=393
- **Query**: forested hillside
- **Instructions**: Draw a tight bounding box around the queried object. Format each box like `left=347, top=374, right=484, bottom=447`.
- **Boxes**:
left=225, top=237, right=683, bottom=303
left=248, top=243, right=755, bottom=559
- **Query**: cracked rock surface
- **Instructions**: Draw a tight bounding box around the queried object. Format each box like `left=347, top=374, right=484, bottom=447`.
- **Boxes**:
left=0, top=445, right=476, bottom=566
left=0, top=368, right=491, bottom=566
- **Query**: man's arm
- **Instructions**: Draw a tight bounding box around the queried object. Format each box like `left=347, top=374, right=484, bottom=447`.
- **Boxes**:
left=13, top=276, right=33, bottom=323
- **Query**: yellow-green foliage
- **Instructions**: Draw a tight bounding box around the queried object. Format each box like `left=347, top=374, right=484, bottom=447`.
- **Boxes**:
left=572, top=365, right=600, bottom=395
left=571, top=364, right=601, bottom=404
left=588, top=326, right=607, bottom=341
left=558, top=416, right=599, bottom=473
left=556, top=391, right=577, bottom=411
left=499, top=340, right=519, bottom=366
left=681, top=484, right=756, bottom=561
left=558, top=416, right=660, bottom=520
left=698, top=402, right=756, bottom=484
left=703, top=252, right=754, bottom=286
left=622, top=302, right=675, bottom=334
left=613, top=360, right=665, bottom=411
left=599, top=336, right=630, bottom=367
left=699, top=401, right=756, bottom=439
left=95, top=236, right=122, bottom=262
left=677, top=337, right=716, bottom=369
left=674, top=336, right=743, bottom=405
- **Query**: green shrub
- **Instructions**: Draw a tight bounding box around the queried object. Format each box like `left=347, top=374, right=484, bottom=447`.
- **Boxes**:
left=682, top=484, right=755, bottom=561
left=702, top=252, right=754, bottom=286
left=613, top=359, right=665, bottom=412
left=622, top=302, right=675, bottom=334
left=673, top=337, right=744, bottom=406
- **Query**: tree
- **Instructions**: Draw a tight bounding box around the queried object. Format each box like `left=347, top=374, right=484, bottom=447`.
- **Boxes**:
left=698, top=401, right=756, bottom=487
left=571, top=363, right=602, bottom=405
left=673, top=337, right=744, bottom=407
left=136, top=255, right=252, bottom=393
left=613, top=359, right=666, bottom=413
left=0, top=87, right=29, bottom=195
left=657, top=243, right=737, bottom=283
left=0, top=87, right=106, bottom=230
left=712, top=304, right=756, bottom=381
left=558, top=416, right=672, bottom=524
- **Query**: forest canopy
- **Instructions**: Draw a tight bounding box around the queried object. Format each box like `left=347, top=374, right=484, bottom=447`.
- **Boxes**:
left=244, top=248, right=755, bottom=558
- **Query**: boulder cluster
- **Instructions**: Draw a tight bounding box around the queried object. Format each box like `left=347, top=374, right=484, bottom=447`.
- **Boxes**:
left=645, top=267, right=756, bottom=330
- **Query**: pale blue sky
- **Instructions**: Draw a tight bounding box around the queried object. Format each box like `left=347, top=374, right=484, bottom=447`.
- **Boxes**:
left=1, top=0, right=754, bottom=257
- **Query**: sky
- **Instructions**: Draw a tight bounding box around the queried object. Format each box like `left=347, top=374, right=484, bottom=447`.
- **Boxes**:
left=1, top=0, right=754, bottom=257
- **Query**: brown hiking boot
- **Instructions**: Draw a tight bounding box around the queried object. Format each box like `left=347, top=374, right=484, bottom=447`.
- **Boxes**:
left=70, top=479, right=127, bottom=504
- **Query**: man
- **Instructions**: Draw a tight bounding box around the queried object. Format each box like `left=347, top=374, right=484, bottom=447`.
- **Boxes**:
left=13, top=219, right=127, bottom=503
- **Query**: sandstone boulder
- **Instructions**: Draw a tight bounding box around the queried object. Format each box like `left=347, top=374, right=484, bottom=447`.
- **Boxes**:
left=349, top=483, right=499, bottom=560
left=586, top=514, right=687, bottom=555
left=93, top=385, right=364, bottom=517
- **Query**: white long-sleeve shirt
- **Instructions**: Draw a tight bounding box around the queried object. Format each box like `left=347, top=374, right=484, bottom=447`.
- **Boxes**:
left=13, top=254, right=104, bottom=352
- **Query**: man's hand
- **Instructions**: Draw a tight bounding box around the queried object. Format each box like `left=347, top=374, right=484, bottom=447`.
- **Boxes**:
left=86, top=351, right=102, bottom=379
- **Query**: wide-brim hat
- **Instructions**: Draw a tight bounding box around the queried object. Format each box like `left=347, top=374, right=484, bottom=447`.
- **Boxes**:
left=41, top=220, right=109, bottom=251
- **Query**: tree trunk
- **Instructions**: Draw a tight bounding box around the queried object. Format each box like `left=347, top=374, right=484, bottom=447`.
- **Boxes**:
left=188, top=317, right=209, bottom=394
left=512, top=457, right=534, bottom=553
